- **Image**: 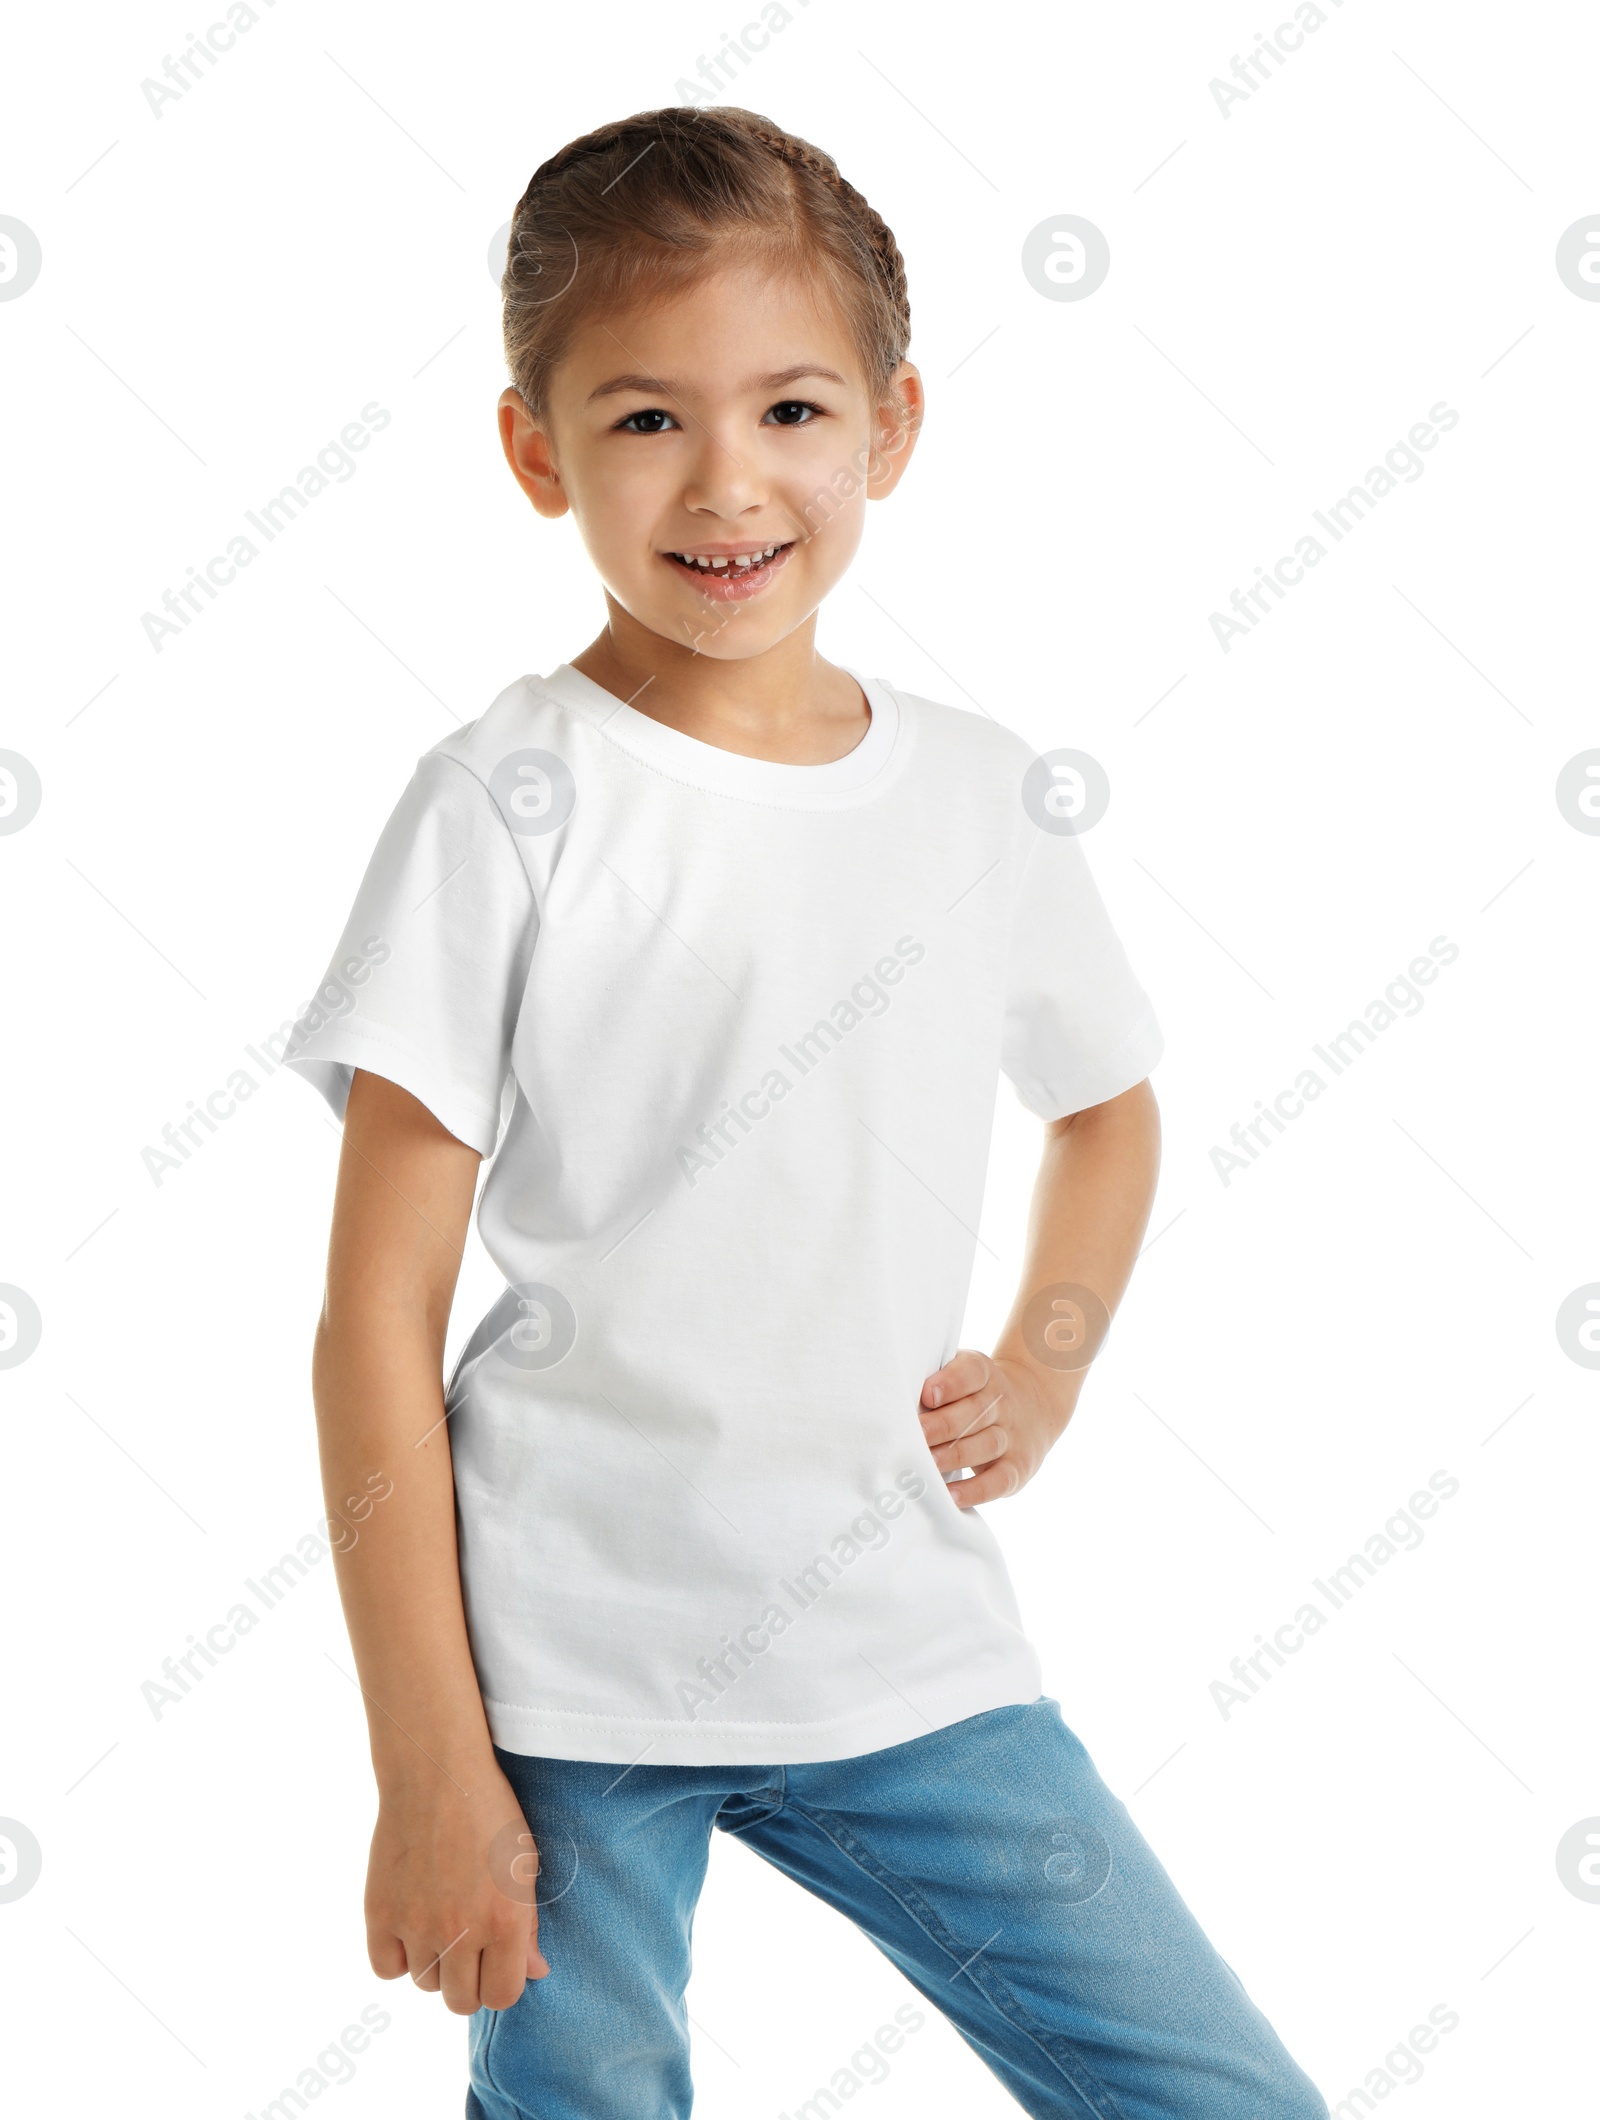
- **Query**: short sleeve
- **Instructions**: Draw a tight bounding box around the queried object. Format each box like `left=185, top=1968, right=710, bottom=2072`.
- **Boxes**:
left=281, top=752, right=538, bottom=1155
left=1000, top=822, right=1163, bottom=1121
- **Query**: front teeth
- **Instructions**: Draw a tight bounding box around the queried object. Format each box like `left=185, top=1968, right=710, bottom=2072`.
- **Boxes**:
left=673, top=544, right=782, bottom=570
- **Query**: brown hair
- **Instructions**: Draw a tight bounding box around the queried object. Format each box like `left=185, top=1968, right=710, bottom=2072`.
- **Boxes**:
left=501, top=107, right=911, bottom=421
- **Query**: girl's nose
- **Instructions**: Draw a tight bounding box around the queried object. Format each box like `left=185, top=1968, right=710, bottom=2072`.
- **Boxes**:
left=679, top=429, right=769, bottom=520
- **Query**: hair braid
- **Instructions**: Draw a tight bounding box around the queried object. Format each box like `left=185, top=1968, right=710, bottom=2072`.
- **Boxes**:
left=737, top=119, right=911, bottom=369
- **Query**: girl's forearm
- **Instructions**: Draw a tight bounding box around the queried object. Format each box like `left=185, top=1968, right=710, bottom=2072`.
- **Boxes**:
left=993, top=1078, right=1162, bottom=1420
left=313, top=1319, right=500, bottom=1792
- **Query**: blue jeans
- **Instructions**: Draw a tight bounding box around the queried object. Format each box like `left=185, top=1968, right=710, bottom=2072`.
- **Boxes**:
left=467, top=1699, right=1327, bottom=2119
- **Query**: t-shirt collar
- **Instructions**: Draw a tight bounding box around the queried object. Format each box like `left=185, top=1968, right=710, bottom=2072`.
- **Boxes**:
left=526, top=661, right=903, bottom=810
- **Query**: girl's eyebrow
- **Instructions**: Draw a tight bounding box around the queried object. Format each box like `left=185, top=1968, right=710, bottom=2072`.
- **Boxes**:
left=586, top=364, right=847, bottom=403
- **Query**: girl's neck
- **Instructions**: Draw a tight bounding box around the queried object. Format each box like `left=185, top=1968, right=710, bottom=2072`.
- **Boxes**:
left=570, top=607, right=869, bottom=766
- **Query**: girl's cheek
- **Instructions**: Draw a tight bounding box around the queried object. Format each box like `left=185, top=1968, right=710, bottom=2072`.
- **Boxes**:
left=797, top=428, right=863, bottom=481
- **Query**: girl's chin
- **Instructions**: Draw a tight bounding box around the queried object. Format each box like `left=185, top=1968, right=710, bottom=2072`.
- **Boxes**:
left=600, top=593, right=791, bottom=661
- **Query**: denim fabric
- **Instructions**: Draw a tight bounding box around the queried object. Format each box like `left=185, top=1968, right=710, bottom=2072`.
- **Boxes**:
left=466, top=1697, right=1327, bottom=2119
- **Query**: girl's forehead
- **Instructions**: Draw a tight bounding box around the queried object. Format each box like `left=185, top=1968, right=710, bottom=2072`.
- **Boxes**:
left=561, top=265, right=864, bottom=389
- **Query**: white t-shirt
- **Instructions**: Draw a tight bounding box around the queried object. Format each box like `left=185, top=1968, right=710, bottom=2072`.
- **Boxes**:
left=286, top=664, right=1162, bottom=1765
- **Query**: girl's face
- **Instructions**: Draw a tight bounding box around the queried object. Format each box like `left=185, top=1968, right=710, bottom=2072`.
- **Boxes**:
left=498, top=263, right=922, bottom=662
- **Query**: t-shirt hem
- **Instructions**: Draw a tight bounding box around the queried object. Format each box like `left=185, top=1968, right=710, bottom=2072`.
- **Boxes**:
left=481, top=1658, right=1045, bottom=1766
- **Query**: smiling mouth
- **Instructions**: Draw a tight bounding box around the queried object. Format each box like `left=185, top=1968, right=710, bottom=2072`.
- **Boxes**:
left=662, top=541, right=795, bottom=589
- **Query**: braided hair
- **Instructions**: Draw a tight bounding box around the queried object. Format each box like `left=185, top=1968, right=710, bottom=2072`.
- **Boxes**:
left=501, top=107, right=911, bottom=419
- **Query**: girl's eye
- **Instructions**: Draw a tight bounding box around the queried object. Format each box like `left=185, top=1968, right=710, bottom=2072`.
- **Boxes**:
left=764, top=399, right=824, bottom=427
left=614, top=399, right=825, bottom=433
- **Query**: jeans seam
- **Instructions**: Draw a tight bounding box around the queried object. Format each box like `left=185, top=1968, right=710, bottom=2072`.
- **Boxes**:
left=781, top=1799, right=1132, bottom=2120
left=713, top=1768, right=788, bottom=1834
left=475, top=2000, right=509, bottom=2112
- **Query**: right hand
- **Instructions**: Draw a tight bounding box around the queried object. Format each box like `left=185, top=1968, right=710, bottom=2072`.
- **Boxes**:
left=364, top=1763, right=550, bottom=2014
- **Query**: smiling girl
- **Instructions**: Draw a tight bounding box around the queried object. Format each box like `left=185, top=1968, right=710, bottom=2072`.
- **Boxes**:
left=288, top=106, right=1327, bottom=2120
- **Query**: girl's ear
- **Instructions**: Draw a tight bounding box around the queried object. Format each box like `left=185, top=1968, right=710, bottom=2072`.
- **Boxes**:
left=497, top=388, right=570, bottom=520
left=866, top=363, right=925, bottom=499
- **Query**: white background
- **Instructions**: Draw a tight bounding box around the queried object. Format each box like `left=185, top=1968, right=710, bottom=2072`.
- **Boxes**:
left=2, top=1, right=1597, bottom=2113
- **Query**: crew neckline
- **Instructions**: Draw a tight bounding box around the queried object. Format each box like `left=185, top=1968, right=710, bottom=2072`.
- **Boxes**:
left=526, top=661, right=905, bottom=810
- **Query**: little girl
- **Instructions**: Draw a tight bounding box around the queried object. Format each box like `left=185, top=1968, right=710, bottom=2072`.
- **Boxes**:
left=289, top=106, right=1327, bottom=2120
